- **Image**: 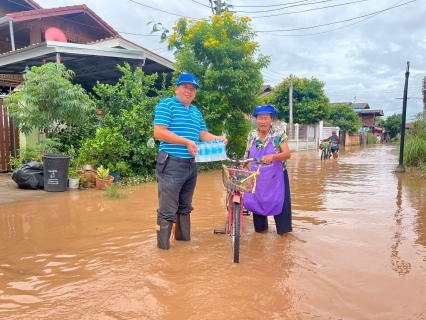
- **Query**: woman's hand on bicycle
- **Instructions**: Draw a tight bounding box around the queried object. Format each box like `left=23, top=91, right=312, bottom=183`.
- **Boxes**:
left=261, top=154, right=274, bottom=164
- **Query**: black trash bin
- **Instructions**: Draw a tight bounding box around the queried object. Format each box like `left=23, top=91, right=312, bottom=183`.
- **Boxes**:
left=42, top=154, right=70, bottom=192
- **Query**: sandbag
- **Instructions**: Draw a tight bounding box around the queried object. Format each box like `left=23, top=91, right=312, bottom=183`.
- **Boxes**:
left=12, top=161, right=44, bottom=189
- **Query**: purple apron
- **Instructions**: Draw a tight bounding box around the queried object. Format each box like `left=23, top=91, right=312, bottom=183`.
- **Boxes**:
left=244, top=138, right=285, bottom=216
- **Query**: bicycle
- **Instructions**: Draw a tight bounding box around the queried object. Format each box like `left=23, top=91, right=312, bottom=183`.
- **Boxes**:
left=214, top=158, right=262, bottom=263
left=319, top=141, right=331, bottom=160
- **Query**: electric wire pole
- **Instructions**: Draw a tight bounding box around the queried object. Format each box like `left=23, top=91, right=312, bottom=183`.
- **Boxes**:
left=423, top=76, right=426, bottom=112
left=210, top=0, right=221, bottom=15
left=396, top=61, right=410, bottom=172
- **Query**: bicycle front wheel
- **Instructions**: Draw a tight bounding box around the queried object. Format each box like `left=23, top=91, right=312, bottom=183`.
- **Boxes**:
left=232, top=202, right=241, bottom=263
left=321, top=149, right=325, bottom=160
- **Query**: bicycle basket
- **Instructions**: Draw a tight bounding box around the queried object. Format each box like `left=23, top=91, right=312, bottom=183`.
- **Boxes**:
left=321, top=141, right=329, bottom=149
left=221, top=165, right=261, bottom=193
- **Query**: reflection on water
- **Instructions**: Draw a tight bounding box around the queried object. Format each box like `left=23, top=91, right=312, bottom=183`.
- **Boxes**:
left=1, top=144, right=426, bottom=319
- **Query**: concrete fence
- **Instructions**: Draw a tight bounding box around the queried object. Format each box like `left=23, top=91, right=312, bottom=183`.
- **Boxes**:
left=278, top=120, right=339, bottom=152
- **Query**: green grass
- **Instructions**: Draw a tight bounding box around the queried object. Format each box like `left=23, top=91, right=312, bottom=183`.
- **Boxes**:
left=367, top=135, right=377, bottom=144
left=403, top=137, right=426, bottom=167
left=104, top=183, right=125, bottom=198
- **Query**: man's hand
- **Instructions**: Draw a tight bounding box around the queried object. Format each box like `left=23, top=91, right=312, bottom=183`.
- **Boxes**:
left=186, top=140, right=198, bottom=156
left=216, top=136, right=228, bottom=145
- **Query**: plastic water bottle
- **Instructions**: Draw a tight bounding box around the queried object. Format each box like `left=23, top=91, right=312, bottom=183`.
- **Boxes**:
left=212, top=141, right=218, bottom=161
left=195, top=142, right=201, bottom=162
left=204, top=142, right=212, bottom=162
left=221, top=140, right=227, bottom=160
left=217, top=141, right=223, bottom=161
left=198, top=142, right=206, bottom=162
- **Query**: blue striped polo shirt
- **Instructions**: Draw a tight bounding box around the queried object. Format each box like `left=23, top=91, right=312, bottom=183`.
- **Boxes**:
left=154, top=97, right=207, bottom=158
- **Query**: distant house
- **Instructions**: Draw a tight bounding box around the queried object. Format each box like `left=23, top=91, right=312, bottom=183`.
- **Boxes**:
left=259, top=85, right=273, bottom=99
left=0, top=0, right=174, bottom=172
left=330, top=102, right=384, bottom=133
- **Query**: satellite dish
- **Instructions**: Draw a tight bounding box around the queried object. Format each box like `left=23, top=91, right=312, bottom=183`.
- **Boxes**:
left=45, top=27, right=67, bottom=42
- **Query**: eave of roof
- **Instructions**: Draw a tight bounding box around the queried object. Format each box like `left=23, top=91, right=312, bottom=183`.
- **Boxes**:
left=88, top=36, right=174, bottom=70
left=5, top=5, right=118, bottom=36
left=0, top=41, right=145, bottom=67
left=25, top=0, right=43, bottom=9
left=360, top=109, right=384, bottom=116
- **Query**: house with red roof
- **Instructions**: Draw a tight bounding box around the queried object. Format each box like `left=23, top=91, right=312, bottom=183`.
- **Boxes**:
left=0, top=0, right=174, bottom=171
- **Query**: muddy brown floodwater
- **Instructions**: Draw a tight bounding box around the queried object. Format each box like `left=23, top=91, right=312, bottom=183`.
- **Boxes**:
left=1, top=144, right=425, bottom=319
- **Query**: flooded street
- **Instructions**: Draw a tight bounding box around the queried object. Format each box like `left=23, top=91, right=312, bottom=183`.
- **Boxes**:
left=1, top=144, right=425, bottom=319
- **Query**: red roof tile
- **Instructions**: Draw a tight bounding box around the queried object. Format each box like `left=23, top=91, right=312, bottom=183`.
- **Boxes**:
left=6, top=5, right=118, bottom=36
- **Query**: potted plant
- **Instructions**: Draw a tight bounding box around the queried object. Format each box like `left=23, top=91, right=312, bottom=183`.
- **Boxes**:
left=95, top=165, right=114, bottom=190
left=68, top=167, right=80, bottom=189
left=105, top=160, right=130, bottom=183
left=67, top=145, right=81, bottom=189
left=77, top=142, right=98, bottom=188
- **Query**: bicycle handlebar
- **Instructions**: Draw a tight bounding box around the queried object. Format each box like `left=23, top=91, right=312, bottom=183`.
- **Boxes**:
left=226, top=157, right=265, bottom=164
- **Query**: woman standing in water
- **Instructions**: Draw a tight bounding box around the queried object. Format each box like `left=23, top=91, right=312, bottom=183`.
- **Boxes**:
left=243, top=104, right=292, bottom=235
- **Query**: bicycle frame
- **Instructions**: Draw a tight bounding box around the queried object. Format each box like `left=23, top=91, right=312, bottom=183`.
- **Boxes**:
left=214, top=157, right=263, bottom=263
left=227, top=190, right=244, bottom=235
left=320, top=141, right=331, bottom=160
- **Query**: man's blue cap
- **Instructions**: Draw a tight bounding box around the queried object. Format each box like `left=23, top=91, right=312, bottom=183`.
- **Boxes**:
left=252, top=104, right=277, bottom=118
left=176, top=73, right=200, bottom=89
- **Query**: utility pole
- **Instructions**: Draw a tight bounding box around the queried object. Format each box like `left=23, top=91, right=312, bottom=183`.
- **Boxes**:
left=423, top=76, right=426, bottom=112
left=289, top=74, right=293, bottom=137
left=396, top=61, right=410, bottom=172
left=210, top=0, right=221, bottom=15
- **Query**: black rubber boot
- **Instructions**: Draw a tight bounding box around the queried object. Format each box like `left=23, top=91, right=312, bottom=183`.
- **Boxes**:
left=157, top=218, right=174, bottom=250
left=175, top=213, right=191, bottom=241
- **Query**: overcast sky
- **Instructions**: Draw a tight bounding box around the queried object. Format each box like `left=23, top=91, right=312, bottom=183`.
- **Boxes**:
left=35, top=0, right=424, bottom=120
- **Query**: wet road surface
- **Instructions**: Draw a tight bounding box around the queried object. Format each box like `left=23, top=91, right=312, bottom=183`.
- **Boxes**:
left=1, top=144, right=425, bottom=319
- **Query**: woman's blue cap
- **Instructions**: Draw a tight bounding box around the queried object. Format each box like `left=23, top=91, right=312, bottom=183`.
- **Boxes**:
left=176, top=73, right=200, bottom=89
left=252, top=104, right=277, bottom=118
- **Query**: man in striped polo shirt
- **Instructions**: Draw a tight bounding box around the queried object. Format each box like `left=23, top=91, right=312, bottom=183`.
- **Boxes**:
left=153, top=73, right=228, bottom=250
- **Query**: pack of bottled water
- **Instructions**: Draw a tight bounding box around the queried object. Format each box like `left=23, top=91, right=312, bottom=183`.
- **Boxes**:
left=195, top=140, right=227, bottom=162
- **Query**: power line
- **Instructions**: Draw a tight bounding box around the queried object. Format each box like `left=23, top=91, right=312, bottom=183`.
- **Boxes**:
left=259, top=0, right=407, bottom=36
left=235, top=0, right=334, bottom=14
left=255, top=0, right=416, bottom=32
left=249, top=0, right=369, bottom=19
left=128, top=0, right=200, bottom=19
left=190, top=0, right=211, bottom=8
left=232, top=0, right=315, bottom=8
left=327, top=89, right=421, bottom=95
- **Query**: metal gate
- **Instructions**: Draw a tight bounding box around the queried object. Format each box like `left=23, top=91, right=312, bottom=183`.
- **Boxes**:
left=0, top=99, right=20, bottom=172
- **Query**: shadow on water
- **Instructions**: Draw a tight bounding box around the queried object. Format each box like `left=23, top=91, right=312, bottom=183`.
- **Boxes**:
left=1, top=144, right=426, bottom=319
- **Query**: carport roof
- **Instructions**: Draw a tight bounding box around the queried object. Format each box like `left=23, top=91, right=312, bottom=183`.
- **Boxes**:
left=0, top=41, right=173, bottom=91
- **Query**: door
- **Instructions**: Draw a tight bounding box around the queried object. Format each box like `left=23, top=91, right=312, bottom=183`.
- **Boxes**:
left=1, top=99, right=20, bottom=172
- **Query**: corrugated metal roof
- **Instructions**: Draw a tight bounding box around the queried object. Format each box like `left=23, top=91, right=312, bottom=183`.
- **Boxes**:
left=87, top=36, right=174, bottom=70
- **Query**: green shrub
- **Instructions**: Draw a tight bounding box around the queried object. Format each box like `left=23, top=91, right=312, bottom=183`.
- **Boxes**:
left=92, top=64, right=170, bottom=177
left=105, top=183, right=124, bottom=198
left=225, top=114, right=252, bottom=159
left=367, top=135, right=377, bottom=144
left=403, top=137, right=426, bottom=167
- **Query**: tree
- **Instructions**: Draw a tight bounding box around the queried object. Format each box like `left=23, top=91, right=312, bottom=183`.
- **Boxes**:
left=165, top=12, right=270, bottom=157
left=4, top=62, right=93, bottom=138
left=383, top=113, right=402, bottom=139
left=265, top=76, right=330, bottom=124
left=92, top=64, right=169, bottom=176
left=328, top=103, right=362, bottom=134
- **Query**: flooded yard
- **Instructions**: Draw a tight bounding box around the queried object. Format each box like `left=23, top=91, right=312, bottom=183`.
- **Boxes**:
left=1, top=144, right=425, bottom=319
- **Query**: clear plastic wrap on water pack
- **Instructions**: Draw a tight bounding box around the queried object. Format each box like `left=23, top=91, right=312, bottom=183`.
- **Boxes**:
left=195, top=141, right=227, bottom=162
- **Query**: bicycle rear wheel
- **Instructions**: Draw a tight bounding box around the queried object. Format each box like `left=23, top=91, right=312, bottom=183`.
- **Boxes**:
left=232, top=202, right=241, bottom=263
